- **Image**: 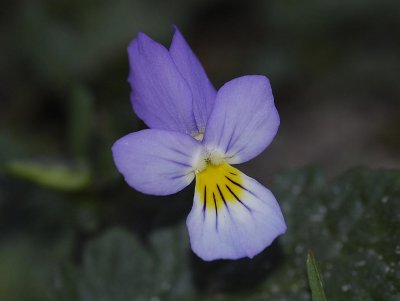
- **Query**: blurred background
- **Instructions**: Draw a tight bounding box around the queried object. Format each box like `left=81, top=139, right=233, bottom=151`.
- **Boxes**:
left=0, top=0, right=399, bottom=300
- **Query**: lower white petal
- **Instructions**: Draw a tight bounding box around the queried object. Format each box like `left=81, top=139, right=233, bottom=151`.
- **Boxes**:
left=186, top=163, right=287, bottom=261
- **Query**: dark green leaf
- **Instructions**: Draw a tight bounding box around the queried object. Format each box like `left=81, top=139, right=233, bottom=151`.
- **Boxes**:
left=51, top=224, right=195, bottom=301
left=150, top=226, right=193, bottom=301
left=79, top=228, right=154, bottom=301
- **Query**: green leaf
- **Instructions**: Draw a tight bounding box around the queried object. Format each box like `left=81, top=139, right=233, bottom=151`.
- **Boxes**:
left=263, top=168, right=400, bottom=300
left=307, top=252, right=327, bottom=301
left=80, top=228, right=154, bottom=301
left=6, top=160, right=90, bottom=191
left=51, top=224, right=195, bottom=301
left=150, top=226, right=193, bottom=300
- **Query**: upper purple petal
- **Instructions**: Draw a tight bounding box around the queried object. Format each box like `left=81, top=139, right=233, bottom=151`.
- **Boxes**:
left=169, top=26, right=217, bottom=131
left=112, top=129, right=201, bottom=195
left=203, top=75, right=280, bottom=164
left=128, top=33, right=197, bottom=134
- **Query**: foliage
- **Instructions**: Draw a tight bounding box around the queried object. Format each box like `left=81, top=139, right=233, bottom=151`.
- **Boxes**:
left=45, top=168, right=400, bottom=301
left=233, top=167, right=400, bottom=301
left=50, top=226, right=193, bottom=301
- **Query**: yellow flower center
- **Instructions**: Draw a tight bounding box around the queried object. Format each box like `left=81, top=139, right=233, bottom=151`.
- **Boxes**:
left=195, top=163, right=246, bottom=210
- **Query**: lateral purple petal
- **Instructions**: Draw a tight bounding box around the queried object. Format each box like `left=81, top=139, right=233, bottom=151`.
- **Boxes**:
left=203, top=75, right=280, bottom=164
left=128, top=33, right=197, bottom=134
left=112, top=129, right=201, bottom=195
left=169, top=26, right=217, bottom=131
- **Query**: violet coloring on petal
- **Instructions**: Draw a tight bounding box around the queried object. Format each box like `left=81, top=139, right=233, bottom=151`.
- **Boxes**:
left=112, top=26, right=286, bottom=261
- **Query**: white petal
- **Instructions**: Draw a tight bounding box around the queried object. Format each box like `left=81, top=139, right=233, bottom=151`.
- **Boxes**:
left=186, top=164, right=286, bottom=261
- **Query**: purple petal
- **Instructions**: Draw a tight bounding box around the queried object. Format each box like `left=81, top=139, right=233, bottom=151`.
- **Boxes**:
left=203, top=75, right=280, bottom=164
left=112, top=129, right=201, bottom=195
left=128, top=33, right=197, bottom=134
left=186, top=166, right=286, bottom=261
left=169, top=26, right=217, bottom=131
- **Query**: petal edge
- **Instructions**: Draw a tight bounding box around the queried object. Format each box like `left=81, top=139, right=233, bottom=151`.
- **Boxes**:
left=204, top=75, right=280, bottom=164
left=169, top=26, right=217, bottom=132
left=186, top=165, right=286, bottom=261
left=112, top=129, right=201, bottom=195
left=128, top=33, right=197, bottom=134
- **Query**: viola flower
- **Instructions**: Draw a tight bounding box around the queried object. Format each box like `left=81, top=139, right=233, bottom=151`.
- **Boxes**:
left=112, top=26, right=286, bottom=261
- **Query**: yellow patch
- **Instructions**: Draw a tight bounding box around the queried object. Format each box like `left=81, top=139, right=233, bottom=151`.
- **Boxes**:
left=195, top=163, right=245, bottom=210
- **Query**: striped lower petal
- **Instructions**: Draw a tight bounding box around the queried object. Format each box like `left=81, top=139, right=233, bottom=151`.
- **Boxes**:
left=186, top=163, right=286, bottom=261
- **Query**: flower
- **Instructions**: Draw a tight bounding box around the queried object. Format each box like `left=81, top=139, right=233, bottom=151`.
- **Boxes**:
left=112, top=26, right=287, bottom=261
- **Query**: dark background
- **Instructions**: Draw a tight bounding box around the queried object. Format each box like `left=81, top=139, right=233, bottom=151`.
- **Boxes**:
left=0, top=0, right=399, bottom=300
